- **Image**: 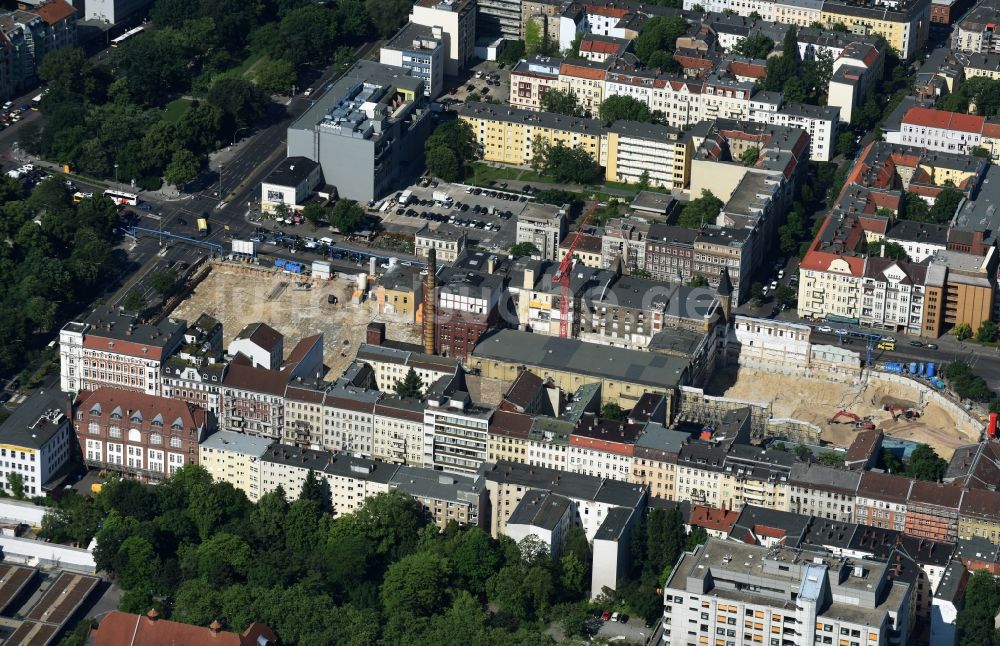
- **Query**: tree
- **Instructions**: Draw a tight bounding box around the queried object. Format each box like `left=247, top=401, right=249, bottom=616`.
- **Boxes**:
left=879, top=241, right=910, bottom=262
left=817, top=451, right=845, bottom=467
left=902, top=192, right=930, bottom=222
left=740, top=146, right=760, bottom=166
left=676, top=189, right=722, bottom=229
left=957, top=571, right=1000, bottom=646
left=534, top=142, right=600, bottom=184
left=971, top=146, right=991, bottom=158
left=164, top=149, right=202, bottom=188
left=149, top=269, right=178, bottom=297
left=637, top=169, right=651, bottom=191
left=498, top=40, right=526, bottom=66
left=929, top=187, right=964, bottom=224
left=906, top=444, right=948, bottom=482
left=122, top=291, right=146, bottom=314
left=393, top=368, right=424, bottom=398
left=955, top=322, right=973, bottom=341
left=207, top=78, right=271, bottom=127
left=364, top=0, right=411, bottom=37
left=381, top=551, right=451, bottom=616
left=296, top=470, right=325, bottom=508
left=6, top=472, right=23, bottom=499
left=976, top=320, right=999, bottom=343
left=329, top=199, right=364, bottom=234
left=301, top=203, right=326, bottom=229
left=730, top=33, right=774, bottom=59
left=508, top=241, right=539, bottom=259
left=540, top=88, right=581, bottom=117
left=688, top=275, right=708, bottom=287
left=633, top=16, right=688, bottom=66
left=524, top=18, right=543, bottom=55
left=598, top=95, right=652, bottom=122
left=601, top=403, right=627, bottom=421
left=425, top=120, right=476, bottom=182
left=774, top=284, right=796, bottom=307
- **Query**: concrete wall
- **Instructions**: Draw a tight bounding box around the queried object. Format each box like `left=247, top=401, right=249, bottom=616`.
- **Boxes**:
left=678, top=386, right=770, bottom=434
left=0, top=535, right=96, bottom=573
left=869, top=370, right=985, bottom=438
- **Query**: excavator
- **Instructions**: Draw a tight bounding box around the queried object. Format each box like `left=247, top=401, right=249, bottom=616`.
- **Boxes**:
left=883, top=404, right=921, bottom=421
left=829, top=410, right=876, bottom=430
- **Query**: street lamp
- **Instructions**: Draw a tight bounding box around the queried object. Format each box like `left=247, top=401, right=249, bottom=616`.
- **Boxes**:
left=219, top=163, right=223, bottom=199
left=114, top=163, right=119, bottom=184
left=232, top=126, right=250, bottom=147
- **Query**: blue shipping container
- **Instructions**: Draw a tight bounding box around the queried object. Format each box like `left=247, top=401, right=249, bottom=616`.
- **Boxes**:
left=909, top=362, right=918, bottom=374
left=927, top=363, right=936, bottom=378
left=275, top=259, right=286, bottom=268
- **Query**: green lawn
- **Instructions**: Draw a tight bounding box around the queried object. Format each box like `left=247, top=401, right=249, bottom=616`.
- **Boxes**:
left=162, top=98, right=192, bottom=124
left=469, top=162, right=523, bottom=185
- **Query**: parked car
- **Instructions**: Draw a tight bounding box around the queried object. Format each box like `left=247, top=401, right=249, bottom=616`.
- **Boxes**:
left=909, top=340, right=923, bottom=347
left=601, top=610, right=611, bottom=622
left=610, top=612, right=619, bottom=622
left=619, top=614, right=629, bottom=624
left=926, top=343, right=938, bottom=350
left=818, top=326, right=833, bottom=333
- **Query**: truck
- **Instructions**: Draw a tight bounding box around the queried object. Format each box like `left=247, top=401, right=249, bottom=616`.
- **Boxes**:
left=433, top=191, right=453, bottom=204
left=398, top=189, right=413, bottom=206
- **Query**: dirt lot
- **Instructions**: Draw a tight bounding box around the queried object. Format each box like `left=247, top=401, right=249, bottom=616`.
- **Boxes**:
left=174, top=263, right=422, bottom=379
left=709, top=367, right=977, bottom=459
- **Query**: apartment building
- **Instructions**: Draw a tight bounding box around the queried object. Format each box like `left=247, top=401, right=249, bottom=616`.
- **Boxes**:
left=604, top=120, right=692, bottom=190
left=883, top=220, right=948, bottom=263
left=922, top=248, right=998, bottom=337
left=858, top=258, right=928, bottom=335
left=199, top=430, right=273, bottom=501
left=954, top=0, right=1000, bottom=53
left=515, top=202, right=567, bottom=260
left=228, top=322, right=283, bottom=370
left=257, top=444, right=397, bottom=514
left=414, top=223, right=467, bottom=263
left=904, top=481, right=963, bottom=543
left=787, top=462, right=861, bottom=522
left=160, top=313, right=226, bottom=416
left=423, top=390, right=494, bottom=475
left=630, top=423, right=688, bottom=500
left=317, top=382, right=380, bottom=455
left=458, top=102, right=605, bottom=167
left=373, top=264, right=423, bottom=323
left=59, top=308, right=186, bottom=396
left=219, top=356, right=291, bottom=439
left=483, top=459, right=648, bottom=541
left=372, top=395, right=426, bottom=466
left=0, top=390, right=71, bottom=497
left=434, top=264, right=505, bottom=361
left=887, top=106, right=986, bottom=155
left=964, top=51, right=1000, bottom=79
left=409, top=0, right=476, bottom=75
left=819, top=0, right=930, bottom=60
left=855, top=471, right=914, bottom=532
left=664, top=539, right=912, bottom=646
left=644, top=224, right=699, bottom=284
left=558, top=230, right=604, bottom=268
left=356, top=342, right=459, bottom=393
left=509, top=55, right=562, bottom=111
left=76, top=387, right=207, bottom=482
left=558, top=58, right=611, bottom=116
left=390, top=465, right=485, bottom=528
left=379, top=23, right=445, bottom=98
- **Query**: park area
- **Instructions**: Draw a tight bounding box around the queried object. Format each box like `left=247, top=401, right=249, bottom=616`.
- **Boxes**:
left=712, top=367, right=978, bottom=459
left=173, top=263, right=422, bottom=379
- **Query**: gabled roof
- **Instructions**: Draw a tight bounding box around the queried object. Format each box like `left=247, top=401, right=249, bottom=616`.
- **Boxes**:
left=33, top=0, right=75, bottom=25
left=902, top=107, right=985, bottom=134
left=233, top=322, right=283, bottom=352
left=93, top=611, right=277, bottom=646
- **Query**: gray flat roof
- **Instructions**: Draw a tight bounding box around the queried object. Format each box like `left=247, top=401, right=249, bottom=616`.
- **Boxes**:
left=635, top=422, right=690, bottom=453
left=508, top=490, right=572, bottom=530
left=200, top=430, right=273, bottom=457
left=264, top=156, right=319, bottom=187
left=0, top=390, right=69, bottom=450
left=594, top=506, right=635, bottom=541
left=471, top=330, right=689, bottom=389
left=390, top=465, right=482, bottom=503
left=457, top=102, right=605, bottom=136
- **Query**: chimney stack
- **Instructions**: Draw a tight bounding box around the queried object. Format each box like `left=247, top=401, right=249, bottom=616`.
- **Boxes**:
left=423, top=248, right=437, bottom=355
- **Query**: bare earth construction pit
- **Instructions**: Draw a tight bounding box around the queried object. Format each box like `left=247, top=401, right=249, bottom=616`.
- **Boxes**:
left=174, top=264, right=422, bottom=379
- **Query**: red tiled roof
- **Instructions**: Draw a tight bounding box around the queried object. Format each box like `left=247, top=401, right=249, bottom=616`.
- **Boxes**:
left=754, top=525, right=786, bottom=539
left=560, top=63, right=606, bottom=81
left=727, top=60, right=767, bottom=79
left=33, top=0, right=74, bottom=25
left=78, top=387, right=207, bottom=432
left=580, top=38, right=625, bottom=54
left=582, top=2, right=630, bottom=17
left=93, top=611, right=277, bottom=646
left=982, top=120, right=1000, bottom=138
left=689, top=505, right=739, bottom=532
left=902, top=107, right=985, bottom=134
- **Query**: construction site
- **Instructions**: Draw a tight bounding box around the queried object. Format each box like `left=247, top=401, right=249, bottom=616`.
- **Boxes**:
left=710, top=366, right=981, bottom=459
left=173, top=261, right=423, bottom=379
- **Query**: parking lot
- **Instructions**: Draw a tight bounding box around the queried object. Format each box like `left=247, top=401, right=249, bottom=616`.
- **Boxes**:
left=442, top=62, right=510, bottom=106
left=377, top=180, right=540, bottom=252
left=592, top=612, right=655, bottom=644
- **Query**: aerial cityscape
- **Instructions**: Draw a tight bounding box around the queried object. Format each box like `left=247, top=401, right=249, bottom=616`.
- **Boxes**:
left=1, top=0, right=1000, bottom=643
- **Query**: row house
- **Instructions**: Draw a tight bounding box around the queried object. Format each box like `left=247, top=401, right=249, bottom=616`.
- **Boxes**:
left=855, top=471, right=913, bottom=532
left=423, top=389, right=494, bottom=475
left=282, top=378, right=380, bottom=454
left=567, top=414, right=640, bottom=481
left=787, top=462, right=861, bottom=522
left=355, top=341, right=460, bottom=394
left=199, top=430, right=273, bottom=501
left=904, top=481, right=963, bottom=543
left=886, top=106, right=986, bottom=155
left=483, top=459, right=648, bottom=542
left=859, top=258, right=928, bottom=336
left=827, top=39, right=886, bottom=124
left=60, top=308, right=187, bottom=396
left=509, top=55, right=562, bottom=111
left=0, top=1, right=76, bottom=97
left=220, top=356, right=293, bottom=439
left=76, top=387, right=208, bottom=482
left=372, top=395, right=426, bottom=466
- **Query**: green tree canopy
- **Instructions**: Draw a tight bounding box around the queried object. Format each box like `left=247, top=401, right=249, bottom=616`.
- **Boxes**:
left=676, top=189, right=722, bottom=229
left=730, top=33, right=774, bottom=59
left=393, top=367, right=424, bottom=398
left=508, top=241, right=540, bottom=259
left=425, top=120, right=476, bottom=182
left=540, top=88, right=582, bottom=117
left=329, top=199, right=364, bottom=234
left=598, top=95, right=652, bottom=122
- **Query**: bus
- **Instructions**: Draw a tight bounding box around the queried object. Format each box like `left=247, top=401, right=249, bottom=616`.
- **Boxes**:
left=111, top=26, right=144, bottom=48
left=29, top=94, right=42, bottom=110
left=104, top=189, right=138, bottom=206
left=197, top=218, right=209, bottom=236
